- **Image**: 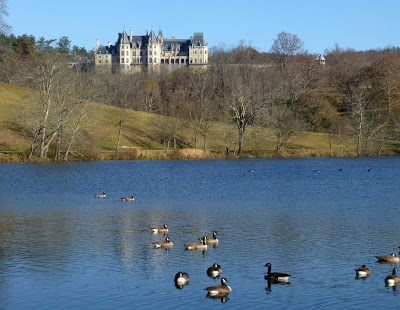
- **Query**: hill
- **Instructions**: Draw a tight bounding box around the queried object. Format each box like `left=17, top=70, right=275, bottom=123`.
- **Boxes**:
left=0, top=82, right=385, bottom=161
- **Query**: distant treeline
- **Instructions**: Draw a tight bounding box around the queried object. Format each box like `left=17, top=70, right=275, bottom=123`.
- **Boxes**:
left=0, top=33, right=93, bottom=60
left=1, top=30, right=400, bottom=160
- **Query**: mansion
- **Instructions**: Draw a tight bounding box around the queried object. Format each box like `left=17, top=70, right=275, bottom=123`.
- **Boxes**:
left=95, top=28, right=208, bottom=73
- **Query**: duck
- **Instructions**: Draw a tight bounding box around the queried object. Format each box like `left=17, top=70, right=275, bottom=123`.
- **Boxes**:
left=385, top=268, right=400, bottom=287
left=368, top=168, right=372, bottom=172
left=248, top=169, right=254, bottom=173
left=174, top=272, right=189, bottom=286
left=206, top=231, right=219, bottom=245
left=314, top=169, right=320, bottom=173
left=207, top=263, right=222, bottom=278
left=205, top=278, right=232, bottom=296
left=264, top=263, right=291, bottom=282
left=355, top=265, right=371, bottom=278
left=376, top=253, right=400, bottom=263
left=151, top=224, right=168, bottom=233
left=153, top=237, right=173, bottom=248
left=185, top=236, right=207, bottom=250
left=339, top=168, right=343, bottom=172
left=121, top=194, right=135, bottom=201
left=95, top=191, right=106, bottom=198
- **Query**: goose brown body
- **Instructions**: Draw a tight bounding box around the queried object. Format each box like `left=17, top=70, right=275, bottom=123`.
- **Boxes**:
left=355, top=265, right=371, bottom=278
left=385, top=268, right=400, bottom=286
left=205, top=278, right=231, bottom=296
left=151, top=224, right=168, bottom=233
left=95, top=191, right=106, bottom=198
left=206, top=231, right=219, bottom=245
left=121, top=194, right=135, bottom=201
left=174, top=272, right=189, bottom=285
left=376, top=253, right=400, bottom=263
left=185, top=236, right=207, bottom=250
left=207, top=263, right=222, bottom=278
left=154, top=237, right=173, bottom=248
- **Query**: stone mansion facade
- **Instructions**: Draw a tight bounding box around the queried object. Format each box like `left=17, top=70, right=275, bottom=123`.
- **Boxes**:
left=95, top=28, right=208, bottom=73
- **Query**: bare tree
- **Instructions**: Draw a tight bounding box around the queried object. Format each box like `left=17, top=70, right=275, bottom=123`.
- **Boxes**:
left=261, top=104, right=307, bottom=150
left=270, top=31, right=304, bottom=69
left=219, top=43, right=265, bottom=154
left=100, top=74, right=139, bottom=153
left=0, top=0, right=10, bottom=35
left=62, top=72, right=98, bottom=160
left=23, top=49, right=69, bottom=158
left=139, top=80, right=160, bottom=112
left=186, top=67, right=216, bottom=148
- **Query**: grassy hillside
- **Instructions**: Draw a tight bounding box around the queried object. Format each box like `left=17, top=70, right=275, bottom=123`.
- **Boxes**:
left=0, top=81, right=369, bottom=159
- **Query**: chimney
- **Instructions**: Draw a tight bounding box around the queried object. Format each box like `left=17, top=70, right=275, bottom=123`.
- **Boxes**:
left=145, top=30, right=148, bottom=36
left=130, top=30, right=133, bottom=42
left=108, top=41, right=110, bottom=48
left=96, top=39, right=99, bottom=51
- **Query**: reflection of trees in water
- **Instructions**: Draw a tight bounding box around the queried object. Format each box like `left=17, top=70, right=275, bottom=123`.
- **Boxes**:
left=0, top=212, right=78, bottom=279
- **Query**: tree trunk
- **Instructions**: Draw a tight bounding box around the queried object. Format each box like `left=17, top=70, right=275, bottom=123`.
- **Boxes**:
left=55, top=127, right=63, bottom=160
left=276, top=134, right=282, bottom=151
left=238, top=125, right=245, bottom=154
left=194, top=126, right=199, bottom=149
left=116, top=119, right=123, bottom=153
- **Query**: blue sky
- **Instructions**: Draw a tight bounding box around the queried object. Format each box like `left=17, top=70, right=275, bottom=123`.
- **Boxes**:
left=7, top=0, right=400, bottom=54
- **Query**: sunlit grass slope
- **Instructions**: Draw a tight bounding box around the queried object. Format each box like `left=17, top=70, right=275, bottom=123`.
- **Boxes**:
left=0, top=81, right=358, bottom=155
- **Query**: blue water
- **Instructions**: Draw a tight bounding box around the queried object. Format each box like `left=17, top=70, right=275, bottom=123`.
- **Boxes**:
left=0, top=157, right=399, bottom=309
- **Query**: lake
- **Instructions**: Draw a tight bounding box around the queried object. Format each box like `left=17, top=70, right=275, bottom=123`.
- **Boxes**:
left=0, top=157, right=399, bottom=309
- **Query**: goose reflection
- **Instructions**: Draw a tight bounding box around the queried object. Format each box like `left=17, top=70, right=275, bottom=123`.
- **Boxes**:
left=265, top=278, right=272, bottom=293
left=376, top=260, right=398, bottom=267
left=265, top=277, right=290, bottom=294
left=206, top=295, right=229, bottom=303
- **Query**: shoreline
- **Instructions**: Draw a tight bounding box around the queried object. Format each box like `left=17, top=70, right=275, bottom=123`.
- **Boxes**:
left=0, top=149, right=398, bottom=163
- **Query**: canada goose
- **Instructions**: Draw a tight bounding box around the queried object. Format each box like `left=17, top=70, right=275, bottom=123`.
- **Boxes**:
left=264, top=263, right=291, bottom=282
left=185, top=236, right=207, bottom=250
left=376, top=253, right=400, bottom=263
left=153, top=237, right=173, bottom=248
left=385, top=268, right=400, bottom=287
left=207, top=263, right=222, bottom=278
left=174, top=272, right=189, bottom=286
left=151, top=224, right=168, bottom=233
left=206, top=231, right=219, bottom=245
left=95, top=191, right=106, bottom=198
left=205, top=278, right=232, bottom=296
left=355, top=265, right=371, bottom=278
left=121, top=194, right=135, bottom=201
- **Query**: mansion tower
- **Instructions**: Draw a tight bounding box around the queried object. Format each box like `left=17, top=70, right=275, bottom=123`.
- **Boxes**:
left=95, top=28, right=208, bottom=73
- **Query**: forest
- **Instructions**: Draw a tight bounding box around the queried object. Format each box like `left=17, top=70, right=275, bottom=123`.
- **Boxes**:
left=1, top=27, right=400, bottom=160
